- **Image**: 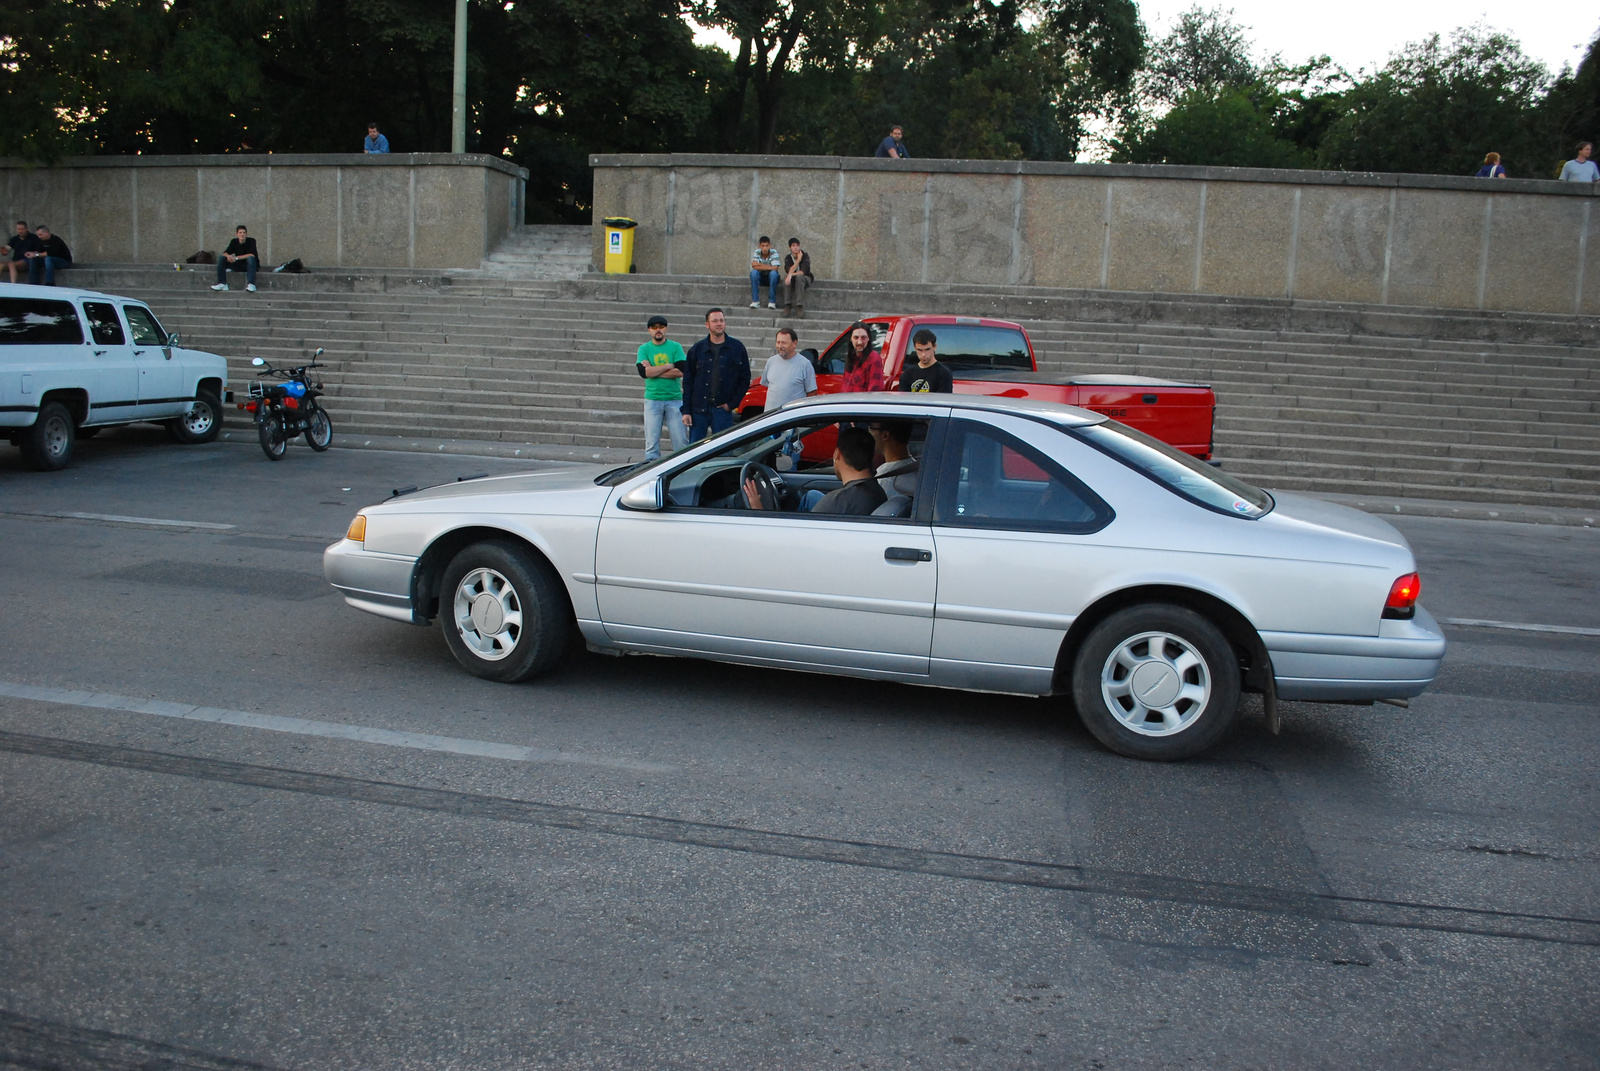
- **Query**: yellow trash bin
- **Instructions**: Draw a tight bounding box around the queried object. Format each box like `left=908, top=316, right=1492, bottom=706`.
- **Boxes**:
left=602, top=217, right=637, bottom=274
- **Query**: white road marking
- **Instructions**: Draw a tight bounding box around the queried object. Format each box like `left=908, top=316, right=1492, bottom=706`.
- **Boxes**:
left=0, top=681, right=676, bottom=773
left=28, top=511, right=236, bottom=530
left=1440, top=618, right=1600, bottom=637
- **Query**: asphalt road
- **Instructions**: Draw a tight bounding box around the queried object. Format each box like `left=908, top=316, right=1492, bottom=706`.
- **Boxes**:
left=2, top=427, right=1596, bottom=1070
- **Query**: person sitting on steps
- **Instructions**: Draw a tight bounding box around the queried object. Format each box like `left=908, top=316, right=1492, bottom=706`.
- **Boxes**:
left=211, top=225, right=260, bottom=292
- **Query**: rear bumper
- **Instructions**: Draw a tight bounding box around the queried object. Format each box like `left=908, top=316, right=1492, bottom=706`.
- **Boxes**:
left=1265, top=606, right=1447, bottom=701
left=323, top=538, right=420, bottom=624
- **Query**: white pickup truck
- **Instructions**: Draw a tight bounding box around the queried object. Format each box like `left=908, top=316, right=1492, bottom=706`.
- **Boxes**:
left=0, top=283, right=229, bottom=470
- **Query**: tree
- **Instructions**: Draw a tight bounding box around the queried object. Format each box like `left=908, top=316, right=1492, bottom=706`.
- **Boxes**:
left=1540, top=24, right=1600, bottom=176
left=1316, top=25, right=1552, bottom=177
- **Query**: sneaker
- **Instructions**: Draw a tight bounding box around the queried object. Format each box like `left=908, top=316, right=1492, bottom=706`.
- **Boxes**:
left=210, top=283, right=227, bottom=291
left=246, top=283, right=256, bottom=292
left=749, top=301, right=759, bottom=308
left=767, top=301, right=778, bottom=309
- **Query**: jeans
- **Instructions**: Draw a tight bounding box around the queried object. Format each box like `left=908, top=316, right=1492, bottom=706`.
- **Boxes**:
left=27, top=256, right=70, bottom=285
left=687, top=406, right=734, bottom=443
left=217, top=256, right=258, bottom=285
left=779, top=274, right=809, bottom=308
left=643, top=397, right=688, bottom=460
left=750, top=269, right=776, bottom=304
left=799, top=489, right=825, bottom=511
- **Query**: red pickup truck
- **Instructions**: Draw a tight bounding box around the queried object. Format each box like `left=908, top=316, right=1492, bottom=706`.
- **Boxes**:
left=738, top=314, right=1215, bottom=459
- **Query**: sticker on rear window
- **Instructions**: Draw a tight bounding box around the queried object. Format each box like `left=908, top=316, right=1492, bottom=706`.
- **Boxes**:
left=1232, top=500, right=1252, bottom=513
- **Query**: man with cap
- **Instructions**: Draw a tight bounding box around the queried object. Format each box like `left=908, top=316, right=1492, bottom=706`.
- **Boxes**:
left=637, top=314, right=688, bottom=460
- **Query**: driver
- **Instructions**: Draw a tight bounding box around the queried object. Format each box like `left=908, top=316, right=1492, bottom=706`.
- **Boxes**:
left=744, top=426, right=887, bottom=515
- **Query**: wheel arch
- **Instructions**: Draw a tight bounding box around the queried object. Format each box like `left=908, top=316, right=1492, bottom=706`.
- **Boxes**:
left=38, top=388, right=89, bottom=427
left=196, top=376, right=224, bottom=398
left=410, top=525, right=575, bottom=627
left=1052, top=584, right=1272, bottom=695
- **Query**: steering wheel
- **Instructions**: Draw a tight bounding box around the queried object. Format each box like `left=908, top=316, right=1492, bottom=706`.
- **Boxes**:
left=739, top=461, right=783, bottom=510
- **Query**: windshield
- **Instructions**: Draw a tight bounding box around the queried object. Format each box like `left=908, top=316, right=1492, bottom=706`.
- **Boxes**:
left=592, top=418, right=747, bottom=487
left=1076, top=421, right=1273, bottom=518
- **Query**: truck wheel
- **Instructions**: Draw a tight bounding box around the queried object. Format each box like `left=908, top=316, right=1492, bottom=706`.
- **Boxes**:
left=438, top=541, right=570, bottom=683
left=1071, top=604, right=1240, bottom=761
left=167, top=388, right=224, bottom=444
left=20, top=402, right=75, bottom=471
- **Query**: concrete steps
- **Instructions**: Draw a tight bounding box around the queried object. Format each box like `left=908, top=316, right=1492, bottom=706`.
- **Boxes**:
left=58, top=266, right=1600, bottom=509
left=478, top=225, right=592, bottom=278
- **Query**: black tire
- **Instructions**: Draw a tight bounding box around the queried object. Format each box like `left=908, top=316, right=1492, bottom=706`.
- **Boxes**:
left=20, top=401, right=75, bottom=471
left=304, top=405, right=333, bottom=451
left=167, top=388, right=224, bottom=444
left=257, top=408, right=287, bottom=460
left=1071, top=604, right=1241, bottom=761
left=438, top=541, right=570, bottom=683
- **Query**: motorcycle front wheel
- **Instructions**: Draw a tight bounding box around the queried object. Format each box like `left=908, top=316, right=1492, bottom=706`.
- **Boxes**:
left=304, top=405, right=333, bottom=452
left=257, top=409, right=287, bottom=461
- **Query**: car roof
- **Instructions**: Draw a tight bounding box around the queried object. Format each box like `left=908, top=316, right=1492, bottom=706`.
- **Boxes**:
left=777, top=391, right=1108, bottom=427
left=0, top=282, right=146, bottom=303
left=860, top=314, right=1026, bottom=331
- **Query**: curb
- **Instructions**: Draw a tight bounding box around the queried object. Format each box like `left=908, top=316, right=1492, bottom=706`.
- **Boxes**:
left=215, top=429, right=639, bottom=466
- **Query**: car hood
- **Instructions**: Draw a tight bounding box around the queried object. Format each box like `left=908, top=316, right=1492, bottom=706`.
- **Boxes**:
left=385, top=464, right=613, bottom=504
left=1263, top=491, right=1413, bottom=552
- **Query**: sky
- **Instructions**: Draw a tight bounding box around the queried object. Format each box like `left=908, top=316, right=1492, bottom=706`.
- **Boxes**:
left=1136, top=0, right=1597, bottom=76
left=693, top=2, right=1598, bottom=75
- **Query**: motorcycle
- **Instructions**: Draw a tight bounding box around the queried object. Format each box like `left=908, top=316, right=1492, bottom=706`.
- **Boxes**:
left=237, top=349, right=334, bottom=461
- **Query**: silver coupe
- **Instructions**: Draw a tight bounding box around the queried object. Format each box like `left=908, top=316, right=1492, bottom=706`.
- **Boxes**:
left=324, top=395, right=1445, bottom=760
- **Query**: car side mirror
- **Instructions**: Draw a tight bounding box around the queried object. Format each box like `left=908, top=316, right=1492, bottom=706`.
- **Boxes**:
left=166, top=332, right=181, bottom=348
left=251, top=357, right=266, bottom=367
left=619, top=481, right=665, bottom=511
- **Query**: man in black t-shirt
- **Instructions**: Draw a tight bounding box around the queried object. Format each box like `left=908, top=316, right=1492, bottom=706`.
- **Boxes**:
left=211, top=225, right=260, bottom=292
left=25, top=226, right=71, bottom=286
left=898, top=328, right=954, bottom=393
left=744, top=426, right=887, bottom=515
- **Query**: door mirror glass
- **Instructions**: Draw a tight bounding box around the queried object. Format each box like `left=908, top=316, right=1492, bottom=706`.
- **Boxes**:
left=619, top=481, right=664, bottom=511
left=166, top=331, right=180, bottom=348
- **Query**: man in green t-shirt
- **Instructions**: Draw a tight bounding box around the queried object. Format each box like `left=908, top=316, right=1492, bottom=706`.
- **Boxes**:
left=637, top=314, right=688, bottom=459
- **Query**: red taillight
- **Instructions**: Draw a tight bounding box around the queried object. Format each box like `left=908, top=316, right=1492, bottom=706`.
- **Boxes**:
left=241, top=400, right=257, bottom=412
left=283, top=396, right=299, bottom=409
left=1385, top=572, right=1421, bottom=613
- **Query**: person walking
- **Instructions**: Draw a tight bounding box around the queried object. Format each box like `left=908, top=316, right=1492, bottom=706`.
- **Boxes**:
left=1560, top=142, right=1599, bottom=182
left=210, top=225, right=260, bottom=292
left=364, top=123, right=390, bottom=153
left=875, top=125, right=910, bottom=159
left=24, top=225, right=72, bottom=286
left=637, top=314, right=688, bottom=461
left=1475, top=152, right=1507, bottom=178
left=779, top=238, right=813, bottom=317
left=680, top=309, right=751, bottom=443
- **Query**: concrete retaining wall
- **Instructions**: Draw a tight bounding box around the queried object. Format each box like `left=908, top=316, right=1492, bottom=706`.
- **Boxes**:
left=590, top=154, right=1600, bottom=317
left=0, top=154, right=527, bottom=270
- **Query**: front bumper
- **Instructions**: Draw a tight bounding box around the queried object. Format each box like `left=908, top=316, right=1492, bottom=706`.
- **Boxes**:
left=324, top=538, right=420, bottom=624
left=1265, top=606, right=1447, bottom=701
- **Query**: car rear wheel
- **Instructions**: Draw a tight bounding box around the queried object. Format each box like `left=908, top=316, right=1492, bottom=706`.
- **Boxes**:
left=167, top=388, right=224, bottom=444
left=439, top=541, right=570, bottom=683
left=1071, top=604, right=1240, bottom=761
left=21, top=402, right=75, bottom=471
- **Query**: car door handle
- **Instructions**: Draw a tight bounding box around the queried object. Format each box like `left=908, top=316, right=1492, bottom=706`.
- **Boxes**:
left=884, top=547, right=932, bottom=562
left=93, top=349, right=107, bottom=356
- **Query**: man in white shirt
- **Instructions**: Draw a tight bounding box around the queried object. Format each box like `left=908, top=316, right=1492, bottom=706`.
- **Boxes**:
left=749, top=236, right=782, bottom=308
left=1560, top=142, right=1599, bottom=183
left=760, top=328, right=818, bottom=411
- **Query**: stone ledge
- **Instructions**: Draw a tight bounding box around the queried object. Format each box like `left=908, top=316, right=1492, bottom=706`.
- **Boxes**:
left=1, top=152, right=529, bottom=179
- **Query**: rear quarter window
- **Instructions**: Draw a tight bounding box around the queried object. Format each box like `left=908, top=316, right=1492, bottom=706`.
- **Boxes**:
left=0, top=298, right=84, bottom=345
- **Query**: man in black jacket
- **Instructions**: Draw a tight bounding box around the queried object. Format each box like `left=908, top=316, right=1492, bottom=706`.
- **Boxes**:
left=211, top=225, right=260, bottom=292
left=679, top=308, right=751, bottom=443
left=779, top=237, right=813, bottom=317
left=25, top=225, right=71, bottom=286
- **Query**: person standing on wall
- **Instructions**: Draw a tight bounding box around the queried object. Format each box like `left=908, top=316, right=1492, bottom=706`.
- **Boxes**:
left=637, top=314, right=688, bottom=461
left=210, top=225, right=260, bottom=292
left=898, top=328, right=953, bottom=393
left=680, top=308, right=751, bottom=443
left=365, top=123, right=390, bottom=153
left=779, top=238, right=813, bottom=318
left=875, top=125, right=910, bottom=159
left=1560, top=142, right=1598, bottom=182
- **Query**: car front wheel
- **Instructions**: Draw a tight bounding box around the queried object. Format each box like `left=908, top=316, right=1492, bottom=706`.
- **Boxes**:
left=167, top=388, right=224, bottom=444
left=438, top=541, right=570, bottom=683
left=1071, top=604, right=1241, bottom=760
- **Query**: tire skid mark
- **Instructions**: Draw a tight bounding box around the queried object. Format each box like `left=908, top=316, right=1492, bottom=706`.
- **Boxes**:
left=3, top=728, right=1597, bottom=949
